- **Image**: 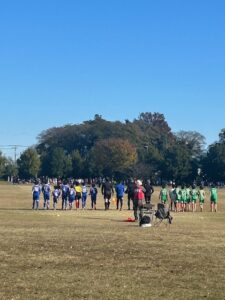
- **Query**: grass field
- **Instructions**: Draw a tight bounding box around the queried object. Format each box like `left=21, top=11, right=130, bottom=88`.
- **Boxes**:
left=1, top=183, right=225, bottom=300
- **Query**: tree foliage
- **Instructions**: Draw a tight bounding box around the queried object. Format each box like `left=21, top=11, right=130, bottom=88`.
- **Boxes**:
left=91, top=138, right=137, bottom=178
left=202, top=143, right=225, bottom=181
left=17, top=148, right=40, bottom=179
left=0, top=151, right=8, bottom=177
left=12, top=112, right=225, bottom=182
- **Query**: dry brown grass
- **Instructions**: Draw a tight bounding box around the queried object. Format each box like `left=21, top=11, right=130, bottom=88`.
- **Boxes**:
left=0, top=182, right=225, bottom=300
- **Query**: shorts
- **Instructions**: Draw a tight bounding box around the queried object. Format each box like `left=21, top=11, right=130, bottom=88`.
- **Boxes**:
left=44, top=193, right=50, bottom=201
left=75, top=193, right=81, bottom=200
left=69, top=197, right=75, bottom=203
left=91, top=197, right=97, bottom=204
left=53, top=197, right=58, bottom=203
left=211, top=198, right=217, bottom=204
left=104, top=193, right=112, bottom=200
left=33, top=192, right=40, bottom=201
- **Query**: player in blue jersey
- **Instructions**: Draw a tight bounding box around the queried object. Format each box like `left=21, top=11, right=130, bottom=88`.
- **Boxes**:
left=32, top=181, right=41, bottom=210
left=52, top=186, right=61, bottom=210
left=42, top=181, right=51, bottom=210
left=81, top=182, right=88, bottom=209
left=116, top=181, right=125, bottom=210
left=61, top=180, right=69, bottom=210
left=69, top=184, right=76, bottom=210
left=90, top=183, right=98, bottom=210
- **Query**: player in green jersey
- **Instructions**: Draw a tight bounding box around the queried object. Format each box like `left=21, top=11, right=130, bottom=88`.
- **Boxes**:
left=191, top=185, right=198, bottom=212
left=179, top=184, right=187, bottom=212
left=159, top=184, right=169, bottom=207
left=186, top=184, right=191, bottom=212
left=175, top=185, right=181, bottom=212
left=198, top=185, right=206, bottom=212
left=210, top=184, right=218, bottom=212
left=159, top=184, right=168, bottom=207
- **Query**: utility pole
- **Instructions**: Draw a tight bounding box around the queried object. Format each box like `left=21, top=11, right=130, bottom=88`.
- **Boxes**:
left=0, top=145, right=28, bottom=162
left=12, top=145, right=17, bottom=163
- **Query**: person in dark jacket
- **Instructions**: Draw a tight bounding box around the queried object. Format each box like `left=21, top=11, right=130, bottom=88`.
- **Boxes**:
left=101, top=178, right=114, bottom=210
left=125, top=179, right=135, bottom=210
left=144, top=179, right=154, bottom=204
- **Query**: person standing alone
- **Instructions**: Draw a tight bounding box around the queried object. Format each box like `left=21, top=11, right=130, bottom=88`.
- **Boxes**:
left=101, top=178, right=114, bottom=210
left=115, top=181, right=125, bottom=211
left=133, top=180, right=146, bottom=221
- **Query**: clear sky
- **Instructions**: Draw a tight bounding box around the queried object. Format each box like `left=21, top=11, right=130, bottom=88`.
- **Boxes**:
left=0, top=0, right=225, bottom=158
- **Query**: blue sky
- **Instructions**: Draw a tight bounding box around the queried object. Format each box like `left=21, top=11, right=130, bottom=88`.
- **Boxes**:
left=0, top=0, right=225, bottom=158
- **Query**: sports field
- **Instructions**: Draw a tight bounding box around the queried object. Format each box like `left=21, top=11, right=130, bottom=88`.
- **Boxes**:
left=0, top=183, right=225, bottom=300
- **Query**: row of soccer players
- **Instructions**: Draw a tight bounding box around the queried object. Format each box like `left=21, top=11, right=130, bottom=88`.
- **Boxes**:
left=32, top=179, right=127, bottom=211
left=159, top=184, right=218, bottom=212
left=32, top=181, right=98, bottom=210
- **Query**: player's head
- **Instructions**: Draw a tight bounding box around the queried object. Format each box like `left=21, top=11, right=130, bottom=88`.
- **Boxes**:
left=136, top=179, right=142, bottom=186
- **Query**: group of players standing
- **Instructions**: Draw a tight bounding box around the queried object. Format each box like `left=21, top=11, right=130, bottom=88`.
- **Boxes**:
left=32, top=180, right=98, bottom=211
left=159, top=183, right=218, bottom=212
left=32, top=178, right=218, bottom=214
left=31, top=178, right=154, bottom=214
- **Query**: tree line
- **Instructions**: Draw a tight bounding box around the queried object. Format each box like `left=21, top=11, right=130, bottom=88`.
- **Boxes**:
left=1, top=112, right=225, bottom=184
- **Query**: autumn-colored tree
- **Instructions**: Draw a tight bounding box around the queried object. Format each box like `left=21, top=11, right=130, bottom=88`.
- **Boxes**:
left=91, top=138, right=137, bottom=178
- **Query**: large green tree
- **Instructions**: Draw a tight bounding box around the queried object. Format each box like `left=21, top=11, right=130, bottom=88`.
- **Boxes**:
left=33, top=112, right=213, bottom=181
left=202, top=143, right=225, bottom=182
left=4, top=158, right=18, bottom=178
left=0, top=151, right=8, bottom=177
left=162, top=143, right=193, bottom=183
left=175, top=131, right=206, bottom=159
left=17, top=148, right=40, bottom=179
left=41, top=147, right=72, bottom=178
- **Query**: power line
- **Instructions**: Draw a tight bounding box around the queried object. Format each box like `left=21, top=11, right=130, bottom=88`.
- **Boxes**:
left=0, top=145, right=29, bottom=162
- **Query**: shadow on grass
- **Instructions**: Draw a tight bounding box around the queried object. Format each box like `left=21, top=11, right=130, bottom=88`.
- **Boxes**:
left=0, top=208, right=33, bottom=211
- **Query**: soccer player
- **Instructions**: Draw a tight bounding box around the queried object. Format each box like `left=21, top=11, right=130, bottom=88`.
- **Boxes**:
left=81, top=182, right=88, bottom=209
left=210, top=184, right=218, bottom=212
left=75, top=181, right=82, bottom=209
left=159, top=184, right=169, bottom=207
left=61, top=180, right=69, bottom=210
left=32, top=180, right=41, bottom=210
left=52, top=186, right=61, bottom=210
left=115, top=181, right=125, bottom=211
left=174, top=185, right=181, bottom=212
left=191, top=185, right=198, bottom=212
left=180, top=184, right=187, bottom=212
left=198, top=185, right=206, bottom=212
left=42, top=180, right=51, bottom=210
left=90, top=183, right=98, bottom=210
left=69, top=184, right=76, bottom=210
left=186, top=184, right=191, bottom=211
